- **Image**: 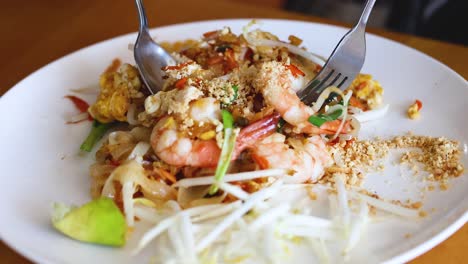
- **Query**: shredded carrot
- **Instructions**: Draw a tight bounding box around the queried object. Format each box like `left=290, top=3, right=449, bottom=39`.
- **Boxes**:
left=104, top=58, right=121, bottom=74
left=154, top=168, right=177, bottom=184
left=286, top=64, right=305, bottom=77
left=175, top=77, right=188, bottom=89
left=203, top=30, right=218, bottom=39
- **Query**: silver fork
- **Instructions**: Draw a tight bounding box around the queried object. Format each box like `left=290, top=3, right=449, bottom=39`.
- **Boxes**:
left=298, top=0, right=376, bottom=106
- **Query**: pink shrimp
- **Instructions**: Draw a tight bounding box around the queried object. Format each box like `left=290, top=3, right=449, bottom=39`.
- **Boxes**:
left=254, top=61, right=350, bottom=135
left=150, top=113, right=280, bottom=167
left=251, top=133, right=332, bottom=183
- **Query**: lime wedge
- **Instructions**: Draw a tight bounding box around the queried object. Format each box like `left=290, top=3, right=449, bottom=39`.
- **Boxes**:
left=51, top=197, right=126, bottom=246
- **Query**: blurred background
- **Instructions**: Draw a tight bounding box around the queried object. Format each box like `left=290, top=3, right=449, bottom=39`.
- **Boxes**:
left=234, top=0, right=467, bottom=45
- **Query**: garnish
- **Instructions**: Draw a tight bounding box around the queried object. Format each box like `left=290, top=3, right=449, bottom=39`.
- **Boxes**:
left=285, top=64, right=305, bottom=77
left=276, top=118, right=286, bottom=132
left=80, top=120, right=113, bottom=152
left=209, top=110, right=237, bottom=194
left=51, top=197, right=126, bottom=246
left=308, top=109, right=343, bottom=127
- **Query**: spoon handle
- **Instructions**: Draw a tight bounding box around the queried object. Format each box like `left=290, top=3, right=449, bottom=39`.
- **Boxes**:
left=135, top=0, right=149, bottom=33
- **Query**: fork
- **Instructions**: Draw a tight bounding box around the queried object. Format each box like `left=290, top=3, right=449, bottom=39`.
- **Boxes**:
left=297, top=0, right=376, bottom=106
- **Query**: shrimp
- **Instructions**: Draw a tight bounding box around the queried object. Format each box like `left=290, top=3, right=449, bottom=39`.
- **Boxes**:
left=251, top=133, right=332, bottom=183
left=254, top=61, right=350, bottom=135
left=150, top=100, right=280, bottom=167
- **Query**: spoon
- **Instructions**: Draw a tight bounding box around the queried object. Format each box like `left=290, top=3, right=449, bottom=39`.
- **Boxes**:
left=134, top=0, right=175, bottom=94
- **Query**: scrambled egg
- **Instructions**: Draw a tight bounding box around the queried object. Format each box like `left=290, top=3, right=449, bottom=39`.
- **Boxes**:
left=407, top=101, right=422, bottom=119
left=88, top=64, right=142, bottom=123
left=347, top=74, right=383, bottom=109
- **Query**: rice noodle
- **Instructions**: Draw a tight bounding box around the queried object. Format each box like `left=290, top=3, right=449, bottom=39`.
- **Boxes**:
left=332, top=91, right=352, bottom=140
left=101, top=160, right=176, bottom=225
left=127, top=141, right=150, bottom=162
left=242, top=21, right=325, bottom=66
left=126, top=103, right=138, bottom=125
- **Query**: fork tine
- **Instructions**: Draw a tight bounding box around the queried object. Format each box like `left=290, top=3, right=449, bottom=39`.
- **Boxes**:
left=327, top=72, right=342, bottom=87
left=314, top=69, right=335, bottom=92
left=337, top=76, right=348, bottom=88
left=301, top=70, right=342, bottom=105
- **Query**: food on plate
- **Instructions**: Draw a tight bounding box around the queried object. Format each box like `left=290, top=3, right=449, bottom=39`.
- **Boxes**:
left=55, top=22, right=464, bottom=263
left=407, top=99, right=423, bottom=119
left=51, top=197, right=126, bottom=246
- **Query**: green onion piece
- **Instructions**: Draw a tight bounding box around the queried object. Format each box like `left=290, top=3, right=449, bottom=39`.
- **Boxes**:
left=308, top=109, right=343, bottom=127
left=209, top=110, right=237, bottom=194
left=80, top=121, right=112, bottom=152
left=327, top=109, right=343, bottom=120
left=222, top=85, right=239, bottom=107
left=231, top=85, right=238, bottom=102
left=277, top=118, right=286, bottom=132
left=221, top=109, right=234, bottom=128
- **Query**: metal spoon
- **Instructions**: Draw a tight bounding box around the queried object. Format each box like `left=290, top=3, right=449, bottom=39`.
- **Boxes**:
left=134, top=0, right=175, bottom=94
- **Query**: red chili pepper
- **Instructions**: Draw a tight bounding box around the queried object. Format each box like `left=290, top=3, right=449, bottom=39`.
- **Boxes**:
left=65, top=95, right=89, bottom=112
left=64, top=95, right=93, bottom=121
left=175, top=77, right=188, bottom=89
left=104, top=58, right=121, bottom=74
left=415, top=99, right=423, bottom=110
left=286, top=64, right=305, bottom=77
left=203, top=30, right=219, bottom=39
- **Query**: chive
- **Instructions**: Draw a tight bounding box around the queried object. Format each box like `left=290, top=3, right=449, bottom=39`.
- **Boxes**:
left=308, top=115, right=328, bottom=127
left=221, top=109, right=234, bottom=128
left=221, top=85, right=239, bottom=108
left=209, top=110, right=237, bottom=195
left=277, top=118, right=286, bottom=132
left=308, top=109, right=343, bottom=127
left=80, top=121, right=112, bottom=152
left=231, top=85, right=238, bottom=102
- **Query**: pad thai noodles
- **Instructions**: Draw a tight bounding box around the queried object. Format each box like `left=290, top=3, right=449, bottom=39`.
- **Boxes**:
left=54, top=22, right=464, bottom=263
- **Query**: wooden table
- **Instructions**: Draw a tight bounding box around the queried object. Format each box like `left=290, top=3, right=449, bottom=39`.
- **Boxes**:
left=1, top=0, right=466, bottom=263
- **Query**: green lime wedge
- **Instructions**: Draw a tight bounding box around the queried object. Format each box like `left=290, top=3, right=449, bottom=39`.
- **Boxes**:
left=51, top=197, right=126, bottom=246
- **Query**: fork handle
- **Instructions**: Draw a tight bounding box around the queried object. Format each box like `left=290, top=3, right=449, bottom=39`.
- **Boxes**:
left=357, top=0, right=376, bottom=26
left=135, top=0, right=149, bottom=33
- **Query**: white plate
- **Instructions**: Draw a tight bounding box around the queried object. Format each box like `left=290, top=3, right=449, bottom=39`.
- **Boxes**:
left=0, top=19, right=467, bottom=264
